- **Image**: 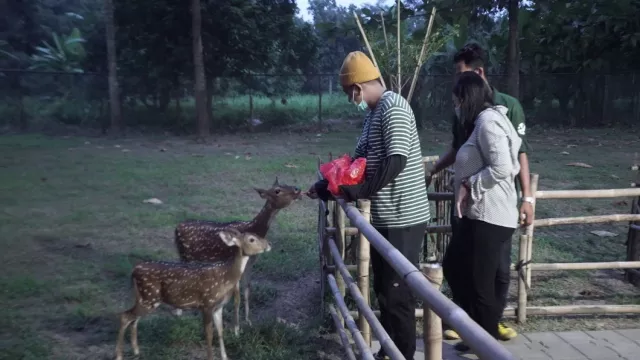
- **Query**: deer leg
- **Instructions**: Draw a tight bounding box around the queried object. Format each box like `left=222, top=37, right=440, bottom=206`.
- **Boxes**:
left=233, top=282, right=241, bottom=336
left=213, top=307, right=228, bottom=360
left=202, top=309, right=214, bottom=360
left=115, top=309, right=139, bottom=360
left=130, top=318, right=140, bottom=356
left=242, top=256, right=257, bottom=326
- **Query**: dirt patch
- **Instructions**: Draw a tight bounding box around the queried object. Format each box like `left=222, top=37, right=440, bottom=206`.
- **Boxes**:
left=255, top=270, right=322, bottom=326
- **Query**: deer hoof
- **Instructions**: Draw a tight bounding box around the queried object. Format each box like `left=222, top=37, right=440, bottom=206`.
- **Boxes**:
left=172, top=309, right=183, bottom=316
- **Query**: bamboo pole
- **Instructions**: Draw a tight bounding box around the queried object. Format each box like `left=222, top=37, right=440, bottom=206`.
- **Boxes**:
left=534, top=214, right=640, bottom=227
left=525, top=174, right=539, bottom=290
left=337, top=198, right=516, bottom=360
left=516, top=234, right=528, bottom=323
left=396, top=0, right=401, bottom=93
left=317, top=158, right=326, bottom=314
left=353, top=12, right=386, bottom=89
left=529, top=261, right=640, bottom=271
left=329, top=239, right=404, bottom=360
left=380, top=12, right=389, bottom=51
left=327, top=275, right=375, bottom=360
left=356, top=199, right=371, bottom=346
left=327, top=224, right=451, bottom=236
left=422, top=264, right=443, bottom=360
left=329, top=304, right=357, bottom=360
left=335, top=203, right=347, bottom=324
left=535, top=188, right=640, bottom=199
left=407, top=6, right=437, bottom=103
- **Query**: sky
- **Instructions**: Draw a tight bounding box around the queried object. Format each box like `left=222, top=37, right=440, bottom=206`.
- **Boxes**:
left=296, top=0, right=394, bottom=22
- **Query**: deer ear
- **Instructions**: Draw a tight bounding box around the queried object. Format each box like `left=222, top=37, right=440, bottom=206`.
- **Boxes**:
left=254, top=188, right=268, bottom=199
left=218, top=231, right=238, bottom=247
left=273, top=177, right=279, bottom=186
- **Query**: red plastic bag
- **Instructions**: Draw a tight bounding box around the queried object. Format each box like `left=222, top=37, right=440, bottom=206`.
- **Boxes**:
left=319, top=154, right=367, bottom=196
left=341, top=157, right=366, bottom=185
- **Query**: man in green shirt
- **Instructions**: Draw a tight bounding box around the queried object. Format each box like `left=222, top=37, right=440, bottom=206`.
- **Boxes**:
left=427, top=43, right=534, bottom=342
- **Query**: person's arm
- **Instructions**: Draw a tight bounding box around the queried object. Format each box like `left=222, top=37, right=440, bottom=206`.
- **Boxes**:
left=510, top=100, right=535, bottom=224
left=340, top=102, right=413, bottom=202
left=466, top=116, right=514, bottom=200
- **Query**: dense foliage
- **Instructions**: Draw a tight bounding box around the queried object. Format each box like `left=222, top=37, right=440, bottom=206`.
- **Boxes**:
left=1, top=0, right=640, bottom=132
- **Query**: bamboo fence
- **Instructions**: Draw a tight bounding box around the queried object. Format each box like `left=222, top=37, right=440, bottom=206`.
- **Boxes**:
left=318, top=161, right=640, bottom=359
left=317, top=156, right=515, bottom=360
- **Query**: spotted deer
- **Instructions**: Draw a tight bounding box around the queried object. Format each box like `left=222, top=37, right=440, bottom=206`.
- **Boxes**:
left=173, top=177, right=301, bottom=331
left=115, top=229, right=271, bottom=360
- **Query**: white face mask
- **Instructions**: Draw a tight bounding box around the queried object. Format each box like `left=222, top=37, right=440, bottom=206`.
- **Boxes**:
left=454, top=106, right=461, bottom=119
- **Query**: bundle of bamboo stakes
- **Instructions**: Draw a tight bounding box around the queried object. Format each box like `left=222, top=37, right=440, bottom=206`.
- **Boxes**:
left=353, top=2, right=437, bottom=103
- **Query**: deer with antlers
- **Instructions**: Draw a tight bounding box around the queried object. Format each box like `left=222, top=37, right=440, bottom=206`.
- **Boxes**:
left=115, top=229, right=271, bottom=360
left=173, top=177, right=301, bottom=333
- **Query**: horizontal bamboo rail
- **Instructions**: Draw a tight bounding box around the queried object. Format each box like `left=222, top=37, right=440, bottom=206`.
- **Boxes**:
left=328, top=304, right=357, bottom=360
left=527, top=261, right=640, bottom=271
left=328, top=238, right=404, bottom=359
left=326, top=225, right=451, bottom=236
left=534, top=214, right=640, bottom=227
left=337, top=198, right=516, bottom=360
left=327, top=274, right=375, bottom=360
left=535, top=188, right=640, bottom=199
left=350, top=303, right=640, bottom=320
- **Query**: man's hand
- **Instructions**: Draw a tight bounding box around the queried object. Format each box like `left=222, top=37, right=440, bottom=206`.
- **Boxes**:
left=520, top=201, right=534, bottom=226
left=306, top=179, right=331, bottom=202
left=339, top=184, right=361, bottom=202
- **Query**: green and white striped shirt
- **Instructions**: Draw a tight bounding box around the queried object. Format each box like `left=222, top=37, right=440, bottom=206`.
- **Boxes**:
left=354, top=91, right=430, bottom=228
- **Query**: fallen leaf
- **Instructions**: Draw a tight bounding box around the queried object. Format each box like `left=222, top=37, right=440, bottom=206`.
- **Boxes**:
left=160, top=148, right=167, bottom=152
left=68, top=148, right=75, bottom=151
left=235, top=155, right=240, bottom=159
left=225, top=152, right=233, bottom=156
left=84, top=141, right=91, bottom=145
left=285, top=163, right=298, bottom=168
left=96, top=146, right=104, bottom=149
left=245, top=155, right=252, bottom=160
left=567, top=144, right=577, bottom=148
left=560, top=151, right=570, bottom=155
left=114, top=144, right=121, bottom=148
left=566, top=162, right=593, bottom=168
left=143, top=198, right=163, bottom=205
left=590, top=230, right=617, bottom=237
left=122, top=149, right=130, bottom=152
left=610, top=174, right=620, bottom=179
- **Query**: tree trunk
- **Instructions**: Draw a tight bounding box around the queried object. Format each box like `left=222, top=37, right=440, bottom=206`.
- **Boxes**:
left=104, top=0, right=122, bottom=134
left=192, top=0, right=210, bottom=137
left=506, top=0, right=520, bottom=98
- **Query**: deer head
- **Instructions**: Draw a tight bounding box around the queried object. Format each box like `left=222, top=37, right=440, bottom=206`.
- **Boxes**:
left=218, top=228, right=271, bottom=256
left=254, top=177, right=302, bottom=209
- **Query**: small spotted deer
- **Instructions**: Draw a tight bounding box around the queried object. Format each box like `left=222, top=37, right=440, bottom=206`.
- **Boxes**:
left=174, top=178, right=301, bottom=332
left=114, top=229, right=271, bottom=360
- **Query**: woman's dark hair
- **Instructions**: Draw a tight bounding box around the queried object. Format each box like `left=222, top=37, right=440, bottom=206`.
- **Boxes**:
left=452, top=71, right=494, bottom=139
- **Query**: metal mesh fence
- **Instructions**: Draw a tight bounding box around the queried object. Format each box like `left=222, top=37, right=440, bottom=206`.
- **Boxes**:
left=2, top=70, right=639, bottom=132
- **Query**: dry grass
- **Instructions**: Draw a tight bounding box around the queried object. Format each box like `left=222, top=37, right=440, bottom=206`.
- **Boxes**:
left=0, top=125, right=639, bottom=359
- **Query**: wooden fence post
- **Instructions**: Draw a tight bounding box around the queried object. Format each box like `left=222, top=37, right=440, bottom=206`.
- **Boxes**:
left=335, top=200, right=347, bottom=324
left=518, top=173, right=539, bottom=323
left=423, top=263, right=443, bottom=360
left=627, top=164, right=640, bottom=286
left=356, top=199, right=371, bottom=346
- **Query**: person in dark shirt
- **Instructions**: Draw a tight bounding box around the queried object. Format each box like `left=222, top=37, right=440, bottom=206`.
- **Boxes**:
left=427, top=43, right=534, bottom=342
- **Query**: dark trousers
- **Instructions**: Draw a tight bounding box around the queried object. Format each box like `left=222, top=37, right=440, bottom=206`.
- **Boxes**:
left=372, top=222, right=427, bottom=359
left=447, top=208, right=513, bottom=324
left=443, top=217, right=514, bottom=338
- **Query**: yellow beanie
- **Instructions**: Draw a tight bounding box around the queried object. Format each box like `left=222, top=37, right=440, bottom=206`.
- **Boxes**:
left=339, top=51, right=381, bottom=87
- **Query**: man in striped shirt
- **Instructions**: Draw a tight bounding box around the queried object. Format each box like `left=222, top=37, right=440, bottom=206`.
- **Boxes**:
left=309, top=51, right=430, bottom=360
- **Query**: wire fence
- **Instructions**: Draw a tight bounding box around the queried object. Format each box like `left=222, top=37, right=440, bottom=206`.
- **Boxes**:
left=1, top=69, right=639, bottom=132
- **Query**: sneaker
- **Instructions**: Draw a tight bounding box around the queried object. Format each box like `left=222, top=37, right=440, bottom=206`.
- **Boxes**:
left=453, top=342, right=470, bottom=352
left=498, top=322, right=518, bottom=341
left=373, top=351, right=389, bottom=360
left=443, top=328, right=460, bottom=340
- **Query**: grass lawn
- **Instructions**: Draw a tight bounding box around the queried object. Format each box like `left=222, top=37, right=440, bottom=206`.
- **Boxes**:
left=0, top=124, right=639, bottom=359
